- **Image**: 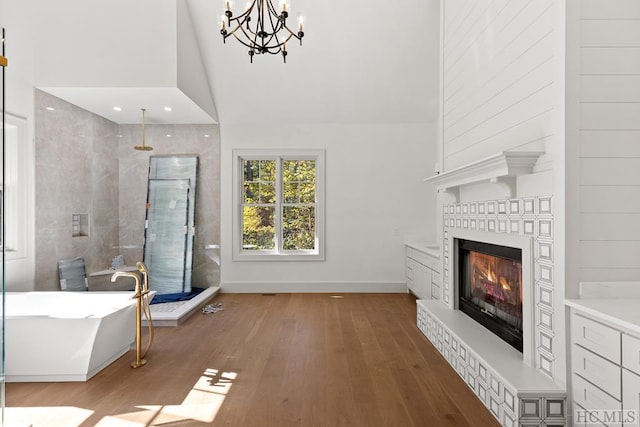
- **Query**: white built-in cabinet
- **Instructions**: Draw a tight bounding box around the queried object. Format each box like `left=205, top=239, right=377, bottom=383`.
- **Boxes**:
left=567, top=302, right=640, bottom=426
left=405, top=243, right=440, bottom=300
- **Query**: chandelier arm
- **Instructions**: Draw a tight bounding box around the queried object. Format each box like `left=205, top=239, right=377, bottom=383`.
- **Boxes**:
left=226, top=19, right=259, bottom=40
left=229, top=32, right=260, bottom=50
left=236, top=29, right=295, bottom=52
left=227, top=1, right=255, bottom=26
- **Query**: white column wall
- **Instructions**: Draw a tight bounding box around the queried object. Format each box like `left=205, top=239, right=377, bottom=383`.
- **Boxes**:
left=220, top=123, right=437, bottom=292
left=574, top=0, right=640, bottom=285
left=438, top=0, right=567, bottom=387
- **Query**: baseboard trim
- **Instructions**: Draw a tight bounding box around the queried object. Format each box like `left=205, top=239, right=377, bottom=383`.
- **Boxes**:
left=220, top=281, right=407, bottom=293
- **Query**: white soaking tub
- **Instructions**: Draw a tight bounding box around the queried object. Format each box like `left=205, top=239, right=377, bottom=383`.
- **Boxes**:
left=4, top=291, right=140, bottom=382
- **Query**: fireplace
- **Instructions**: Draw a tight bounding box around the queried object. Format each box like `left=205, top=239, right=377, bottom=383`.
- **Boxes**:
left=457, top=239, right=523, bottom=352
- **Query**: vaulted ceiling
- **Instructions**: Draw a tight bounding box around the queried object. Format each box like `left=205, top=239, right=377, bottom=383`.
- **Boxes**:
left=34, top=0, right=440, bottom=126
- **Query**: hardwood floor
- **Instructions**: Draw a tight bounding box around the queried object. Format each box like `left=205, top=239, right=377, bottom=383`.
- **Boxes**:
left=6, top=293, right=500, bottom=426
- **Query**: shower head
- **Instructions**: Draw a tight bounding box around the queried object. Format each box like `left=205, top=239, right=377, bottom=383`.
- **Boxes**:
left=135, top=108, right=153, bottom=151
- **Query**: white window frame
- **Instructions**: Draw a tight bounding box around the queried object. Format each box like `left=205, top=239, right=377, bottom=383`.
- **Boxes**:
left=232, top=149, right=325, bottom=261
left=1, top=113, right=28, bottom=260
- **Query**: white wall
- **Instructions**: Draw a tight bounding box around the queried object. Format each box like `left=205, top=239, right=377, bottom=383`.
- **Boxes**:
left=438, top=0, right=566, bottom=386
left=220, top=123, right=436, bottom=292
left=442, top=0, right=559, bottom=175
left=573, top=0, right=640, bottom=285
left=31, top=0, right=176, bottom=87
left=0, top=0, right=36, bottom=290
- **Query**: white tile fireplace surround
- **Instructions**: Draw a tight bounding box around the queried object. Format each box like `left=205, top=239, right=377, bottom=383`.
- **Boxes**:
left=417, top=196, right=566, bottom=426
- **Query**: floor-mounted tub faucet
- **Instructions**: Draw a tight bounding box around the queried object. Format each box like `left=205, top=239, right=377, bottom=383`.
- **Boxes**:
left=111, top=263, right=154, bottom=368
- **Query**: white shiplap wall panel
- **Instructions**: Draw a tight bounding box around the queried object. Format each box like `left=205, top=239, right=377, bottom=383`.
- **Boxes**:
left=443, top=0, right=512, bottom=90
left=581, top=214, right=640, bottom=240
left=578, top=269, right=640, bottom=282
left=444, top=0, right=552, bottom=106
left=443, top=0, right=505, bottom=75
left=445, top=56, right=556, bottom=146
left=443, top=0, right=475, bottom=45
left=442, top=0, right=557, bottom=170
left=580, top=76, right=640, bottom=102
left=580, top=241, right=640, bottom=269
left=581, top=20, right=640, bottom=47
left=580, top=159, right=640, bottom=186
left=580, top=130, right=640, bottom=157
left=580, top=103, right=640, bottom=130
left=445, top=85, right=555, bottom=157
left=444, top=35, right=555, bottom=131
left=578, top=0, right=640, bottom=281
left=446, top=132, right=553, bottom=173
left=581, top=187, right=640, bottom=213
left=580, top=0, right=640, bottom=19
left=581, top=48, right=640, bottom=75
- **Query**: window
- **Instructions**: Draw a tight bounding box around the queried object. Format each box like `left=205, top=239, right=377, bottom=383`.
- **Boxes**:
left=233, top=149, right=324, bottom=260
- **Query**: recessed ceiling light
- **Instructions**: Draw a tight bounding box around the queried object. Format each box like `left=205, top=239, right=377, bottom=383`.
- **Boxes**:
left=45, top=106, right=55, bottom=111
left=116, top=134, right=123, bottom=138
left=203, top=134, right=210, bottom=138
left=163, top=107, right=172, bottom=112
left=166, top=134, right=172, bottom=138
left=113, top=106, right=122, bottom=111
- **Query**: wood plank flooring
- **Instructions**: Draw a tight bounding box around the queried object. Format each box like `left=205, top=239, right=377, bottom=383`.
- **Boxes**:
left=6, top=293, right=500, bottom=427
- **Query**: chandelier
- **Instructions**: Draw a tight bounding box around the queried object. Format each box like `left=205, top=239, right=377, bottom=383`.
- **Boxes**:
left=220, top=0, right=305, bottom=63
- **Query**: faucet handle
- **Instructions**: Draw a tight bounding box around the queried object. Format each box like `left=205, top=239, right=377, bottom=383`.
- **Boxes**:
left=136, top=261, right=149, bottom=274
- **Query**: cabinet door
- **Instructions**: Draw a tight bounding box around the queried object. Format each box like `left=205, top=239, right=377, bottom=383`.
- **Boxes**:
left=623, top=369, right=640, bottom=426
left=406, top=258, right=417, bottom=294
left=415, top=263, right=430, bottom=299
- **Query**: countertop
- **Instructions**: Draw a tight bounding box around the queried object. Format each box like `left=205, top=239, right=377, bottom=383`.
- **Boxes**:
left=405, top=241, right=440, bottom=259
left=565, top=298, right=640, bottom=334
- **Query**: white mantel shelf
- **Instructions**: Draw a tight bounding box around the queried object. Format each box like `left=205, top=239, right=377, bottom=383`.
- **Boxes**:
left=424, top=151, right=543, bottom=197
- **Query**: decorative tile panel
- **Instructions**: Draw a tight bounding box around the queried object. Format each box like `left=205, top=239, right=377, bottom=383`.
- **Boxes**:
left=417, top=302, right=567, bottom=426
left=442, top=196, right=558, bottom=384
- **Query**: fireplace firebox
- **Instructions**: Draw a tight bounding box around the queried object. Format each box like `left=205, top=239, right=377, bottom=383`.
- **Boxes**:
left=457, top=239, right=523, bottom=352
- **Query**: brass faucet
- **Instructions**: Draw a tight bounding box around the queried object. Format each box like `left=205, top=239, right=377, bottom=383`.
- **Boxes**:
left=111, top=266, right=154, bottom=368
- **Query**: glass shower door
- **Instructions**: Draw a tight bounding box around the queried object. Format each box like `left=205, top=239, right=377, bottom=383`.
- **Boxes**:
left=143, top=179, right=190, bottom=295
left=1, top=26, right=7, bottom=421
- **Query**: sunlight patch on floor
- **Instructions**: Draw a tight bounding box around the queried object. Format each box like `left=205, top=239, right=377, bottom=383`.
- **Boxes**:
left=6, top=368, right=236, bottom=427
left=5, top=406, right=94, bottom=426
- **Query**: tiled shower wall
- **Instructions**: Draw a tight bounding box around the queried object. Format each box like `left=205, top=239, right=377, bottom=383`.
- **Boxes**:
left=117, top=123, right=220, bottom=288
left=442, top=196, right=558, bottom=381
left=35, top=90, right=220, bottom=290
left=35, top=89, right=120, bottom=289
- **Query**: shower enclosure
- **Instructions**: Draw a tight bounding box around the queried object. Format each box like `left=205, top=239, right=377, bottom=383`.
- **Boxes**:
left=142, top=155, right=198, bottom=295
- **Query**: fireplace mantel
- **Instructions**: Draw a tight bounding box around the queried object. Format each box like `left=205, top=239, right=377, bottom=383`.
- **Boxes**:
left=424, top=151, right=543, bottom=200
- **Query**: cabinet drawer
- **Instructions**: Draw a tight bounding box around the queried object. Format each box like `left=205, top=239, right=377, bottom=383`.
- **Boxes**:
left=623, top=368, right=640, bottom=427
left=623, top=334, right=640, bottom=376
left=406, top=259, right=415, bottom=280
left=572, top=344, right=621, bottom=400
left=572, top=312, right=621, bottom=364
left=407, top=247, right=439, bottom=269
left=572, top=373, right=621, bottom=413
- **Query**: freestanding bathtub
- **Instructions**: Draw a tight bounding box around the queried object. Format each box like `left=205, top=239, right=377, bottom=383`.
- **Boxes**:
left=5, top=291, right=141, bottom=382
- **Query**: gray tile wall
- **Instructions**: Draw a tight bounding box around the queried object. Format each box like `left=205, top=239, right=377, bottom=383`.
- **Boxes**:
left=34, top=90, right=220, bottom=290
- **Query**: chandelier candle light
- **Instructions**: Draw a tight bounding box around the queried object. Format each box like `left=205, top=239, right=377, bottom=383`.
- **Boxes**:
left=220, top=0, right=305, bottom=63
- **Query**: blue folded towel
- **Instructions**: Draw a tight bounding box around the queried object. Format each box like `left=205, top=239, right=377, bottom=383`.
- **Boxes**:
left=150, top=287, right=205, bottom=304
